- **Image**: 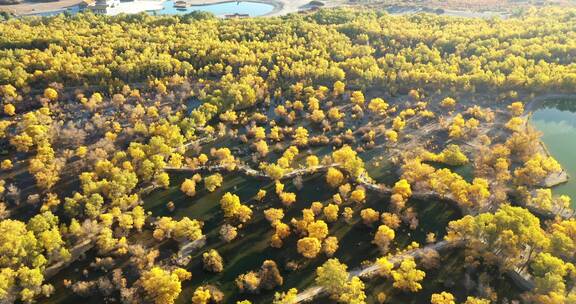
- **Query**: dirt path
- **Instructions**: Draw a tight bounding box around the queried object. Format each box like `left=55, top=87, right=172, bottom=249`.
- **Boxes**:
left=294, top=239, right=464, bottom=303
left=0, top=0, right=83, bottom=15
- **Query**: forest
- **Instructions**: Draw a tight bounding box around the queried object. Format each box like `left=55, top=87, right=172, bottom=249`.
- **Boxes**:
left=0, top=6, right=575, bottom=304
left=364, top=0, right=576, bottom=13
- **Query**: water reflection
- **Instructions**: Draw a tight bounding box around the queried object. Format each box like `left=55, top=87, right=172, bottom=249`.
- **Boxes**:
left=537, top=97, right=576, bottom=113
left=532, top=98, right=576, bottom=203
left=26, top=0, right=274, bottom=17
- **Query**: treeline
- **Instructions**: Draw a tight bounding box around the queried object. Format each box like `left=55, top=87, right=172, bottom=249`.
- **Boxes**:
left=0, top=8, right=575, bottom=100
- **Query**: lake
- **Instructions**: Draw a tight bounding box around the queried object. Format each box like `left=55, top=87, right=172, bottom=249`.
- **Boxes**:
left=153, top=1, right=274, bottom=16
left=532, top=98, right=576, bottom=203
left=26, top=1, right=275, bottom=17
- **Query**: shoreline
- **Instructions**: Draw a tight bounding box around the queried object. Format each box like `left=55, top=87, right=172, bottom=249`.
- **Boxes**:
left=2, top=0, right=297, bottom=17
left=525, top=94, right=576, bottom=189
left=184, top=0, right=284, bottom=16
left=3, top=0, right=519, bottom=18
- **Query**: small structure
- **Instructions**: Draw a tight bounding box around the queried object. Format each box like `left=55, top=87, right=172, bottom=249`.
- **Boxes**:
left=174, top=0, right=189, bottom=9
left=90, top=0, right=120, bottom=14
left=298, top=6, right=319, bottom=14
left=82, top=0, right=96, bottom=7
left=225, top=12, right=249, bottom=18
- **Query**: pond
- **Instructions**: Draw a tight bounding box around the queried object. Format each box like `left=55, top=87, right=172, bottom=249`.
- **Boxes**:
left=153, top=1, right=275, bottom=16
left=531, top=98, right=576, bottom=204
left=26, top=0, right=275, bottom=17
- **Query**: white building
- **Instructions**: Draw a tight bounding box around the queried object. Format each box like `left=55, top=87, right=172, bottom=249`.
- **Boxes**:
left=90, top=0, right=121, bottom=14
left=87, top=0, right=165, bottom=15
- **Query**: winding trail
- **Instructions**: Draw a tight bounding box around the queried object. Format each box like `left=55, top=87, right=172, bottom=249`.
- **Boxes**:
left=164, top=163, right=340, bottom=180
left=44, top=234, right=97, bottom=280
left=161, top=136, right=572, bottom=301
left=165, top=161, right=477, bottom=207
left=294, top=239, right=465, bottom=303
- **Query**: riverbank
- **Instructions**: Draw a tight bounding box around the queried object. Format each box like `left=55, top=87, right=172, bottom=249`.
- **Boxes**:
left=526, top=94, right=575, bottom=191
left=529, top=96, right=576, bottom=206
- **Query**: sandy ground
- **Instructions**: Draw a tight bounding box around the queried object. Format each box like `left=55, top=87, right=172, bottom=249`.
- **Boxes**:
left=0, top=0, right=84, bottom=15
left=265, top=0, right=317, bottom=16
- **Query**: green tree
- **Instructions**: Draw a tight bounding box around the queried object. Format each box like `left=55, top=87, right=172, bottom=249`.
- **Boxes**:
left=391, top=257, right=426, bottom=292
left=140, top=267, right=189, bottom=304
left=315, top=258, right=349, bottom=296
